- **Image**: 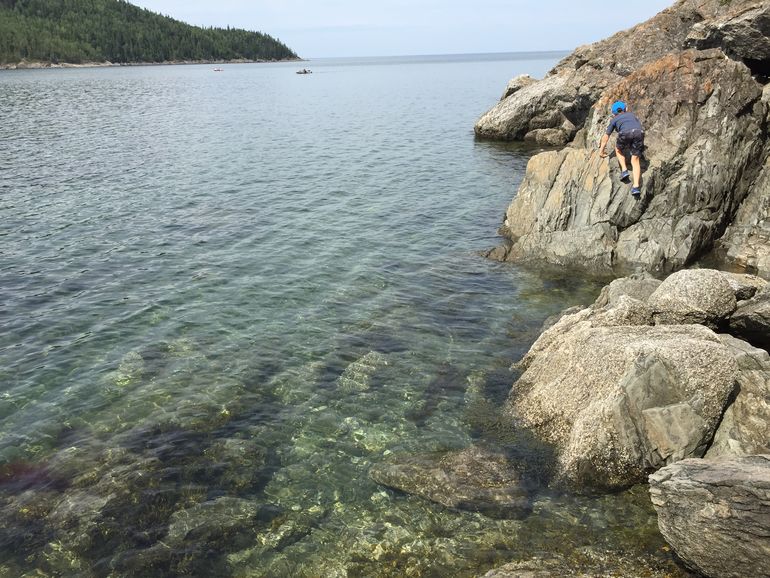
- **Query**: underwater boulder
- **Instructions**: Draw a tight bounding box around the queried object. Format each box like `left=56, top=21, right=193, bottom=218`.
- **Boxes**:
left=369, top=445, right=533, bottom=519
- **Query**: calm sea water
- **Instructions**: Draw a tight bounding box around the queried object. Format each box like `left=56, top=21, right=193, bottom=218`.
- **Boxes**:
left=0, top=54, right=687, bottom=577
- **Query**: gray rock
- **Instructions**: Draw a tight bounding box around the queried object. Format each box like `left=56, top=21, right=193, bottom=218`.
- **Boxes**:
left=592, top=294, right=655, bottom=326
left=592, top=274, right=662, bottom=308
left=685, top=0, right=770, bottom=61
left=716, top=154, right=770, bottom=279
left=501, top=74, right=536, bottom=101
left=369, top=445, right=532, bottom=519
left=720, top=271, right=768, bottom=300
left=729, top=283, right=770, bottom=350
left=507, top=322, right=738, bottom=490
left=648, top=269, right=738, bottom=327
left=707, top=335, right=770, bottom=458
left=649, top=455, right=770, bottom=578
left=474, top=0, right=722, bottom=142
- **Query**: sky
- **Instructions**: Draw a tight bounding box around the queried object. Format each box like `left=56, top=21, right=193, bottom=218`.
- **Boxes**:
left=130, top=0, right=675, bottom=59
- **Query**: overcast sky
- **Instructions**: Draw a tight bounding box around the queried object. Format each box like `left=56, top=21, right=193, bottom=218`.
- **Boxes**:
left=131, top=0, right=675, bottom=58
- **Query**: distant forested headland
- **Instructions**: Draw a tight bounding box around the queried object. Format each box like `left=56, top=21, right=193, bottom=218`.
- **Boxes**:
left=0, top=0, right=298, bottom=66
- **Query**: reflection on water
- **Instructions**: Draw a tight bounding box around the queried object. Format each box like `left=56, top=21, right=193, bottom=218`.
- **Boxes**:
left=1, top=55, right=688, bottom=576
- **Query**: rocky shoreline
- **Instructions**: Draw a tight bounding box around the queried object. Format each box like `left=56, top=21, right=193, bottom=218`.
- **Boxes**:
left=371, top=269, right=769, bottom=576
left=371, top=1, right=770, bottom=577
left=0, top=57, right=302, bottom=70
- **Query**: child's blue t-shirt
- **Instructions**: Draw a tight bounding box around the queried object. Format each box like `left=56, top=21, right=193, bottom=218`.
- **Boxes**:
left=606, top=112, right=643, bottom=135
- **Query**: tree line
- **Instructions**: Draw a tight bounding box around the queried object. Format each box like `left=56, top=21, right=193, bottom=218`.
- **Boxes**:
left=0, top=0, right=297, bottom=65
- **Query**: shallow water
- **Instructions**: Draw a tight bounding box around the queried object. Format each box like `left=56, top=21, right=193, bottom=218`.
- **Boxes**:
left=1, top=54, right=688, bottom=576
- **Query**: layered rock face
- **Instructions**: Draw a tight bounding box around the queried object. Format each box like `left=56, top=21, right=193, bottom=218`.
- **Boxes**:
left=717, top=151, right=770, bottom=278
left=478, top=0, right=770, bottom=277
left=649, top=456, right=770, bottom=578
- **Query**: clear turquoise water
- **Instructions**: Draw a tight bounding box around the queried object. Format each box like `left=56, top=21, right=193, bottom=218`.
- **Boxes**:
left=0, top=54, right=686, bottom=577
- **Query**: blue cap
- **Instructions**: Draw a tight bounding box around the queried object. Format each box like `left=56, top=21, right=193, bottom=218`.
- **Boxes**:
left=612, top=101, right=627, bottom=114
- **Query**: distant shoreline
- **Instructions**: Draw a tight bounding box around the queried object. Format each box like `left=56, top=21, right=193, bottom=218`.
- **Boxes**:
left=0, top=57, right=304, bottom=70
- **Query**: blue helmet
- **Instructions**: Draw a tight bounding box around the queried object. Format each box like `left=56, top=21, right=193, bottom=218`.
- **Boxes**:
left=612, top=101, right=627, bottom=114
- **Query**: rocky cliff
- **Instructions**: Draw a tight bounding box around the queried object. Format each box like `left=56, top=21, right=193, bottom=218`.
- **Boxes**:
left=478, top=0, right=770, bottom=278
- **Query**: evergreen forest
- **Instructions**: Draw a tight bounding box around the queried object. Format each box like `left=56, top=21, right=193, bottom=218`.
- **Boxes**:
left=0, top=0, right=297, bottom=65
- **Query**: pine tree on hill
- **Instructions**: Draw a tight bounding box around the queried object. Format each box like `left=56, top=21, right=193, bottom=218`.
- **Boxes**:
left=0, top=0, right=297, bottom=65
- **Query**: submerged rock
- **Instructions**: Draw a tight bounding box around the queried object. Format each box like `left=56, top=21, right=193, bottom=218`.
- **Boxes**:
left=649, top=455, right=770, bottom=578
left=337, top=351, right=389, bottom=392
left=164, top=497, right=261, bottom=545
left=369, top=445, right=533, bottom=519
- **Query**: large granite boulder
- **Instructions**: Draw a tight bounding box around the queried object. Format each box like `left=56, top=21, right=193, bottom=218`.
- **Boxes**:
left=649, top=455, right=770, bottom=578
left=490, top=49, right=766, bottom=274
left=707, top=335, right=770, bottom=458
left=506, top=319, right=738, bottom=490
left=474, top=0, right=731, bottom=144
left=369, top=445, right=532, bottom=519
left=729, top=283, right=770, bottom=351
left=592, top=273, right=662, bottom=308
left=647, top=269, right=737, bottom=327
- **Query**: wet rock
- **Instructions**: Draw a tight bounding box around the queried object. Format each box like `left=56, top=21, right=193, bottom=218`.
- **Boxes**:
left=481, top=557, right=584, bottom=577
left=203, top=437, right=269, bottom=490
left=337, top=351, right=388, bottom=392
left=729, top=284, right=770, bottom=351
left=227, top=507, right=324, bottom=569
left=369, top=445, right=533, bottom=519
left=507, top=322, right=738, bottom=490
left=648, top=269, right=737, bottom=327
left=649, top=455, right=770, bottom=578
left=480, top=549, right=683, bottom=578
left=164, top=497, right=260, bottom=545
left=707, top=335, right=770, bottom=458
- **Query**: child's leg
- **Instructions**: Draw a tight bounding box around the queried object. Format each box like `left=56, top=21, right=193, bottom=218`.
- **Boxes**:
left=631, top=155, right=641, bottom=187
left=615, top=147, right=629, bottom=173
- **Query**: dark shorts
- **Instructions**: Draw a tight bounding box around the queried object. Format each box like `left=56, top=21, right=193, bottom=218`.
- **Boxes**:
left=616, top=129, right=645, bottom=157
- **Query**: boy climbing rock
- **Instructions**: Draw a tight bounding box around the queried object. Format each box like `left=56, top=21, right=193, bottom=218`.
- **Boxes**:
left=598, top=101, right=645, bottom=198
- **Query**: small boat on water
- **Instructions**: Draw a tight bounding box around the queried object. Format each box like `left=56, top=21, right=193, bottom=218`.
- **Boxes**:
left=296, top=68, right=312, bottom=75
left=213, top=67, right=223, bottom=72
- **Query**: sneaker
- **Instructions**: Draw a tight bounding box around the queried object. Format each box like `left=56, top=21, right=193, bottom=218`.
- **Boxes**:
left=631, top=187, right=641, bottom=198
left=620, top=170, right=631, bottom=183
